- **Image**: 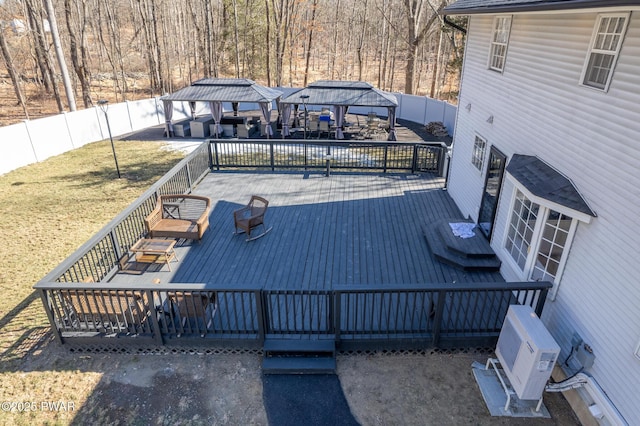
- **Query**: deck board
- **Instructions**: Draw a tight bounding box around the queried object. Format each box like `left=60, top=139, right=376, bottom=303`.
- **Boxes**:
left=111, top=172, right=504, bottom=289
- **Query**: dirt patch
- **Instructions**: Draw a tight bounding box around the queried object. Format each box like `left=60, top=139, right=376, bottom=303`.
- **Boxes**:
left=1, top=332, right=580, bottom=425
left=339, top=352, right=581, bottom=426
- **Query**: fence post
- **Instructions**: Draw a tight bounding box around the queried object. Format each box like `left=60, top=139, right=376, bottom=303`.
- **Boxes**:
left=431, top=289, right=447, bottom=347
left=412, top=145, right=419, bottom=173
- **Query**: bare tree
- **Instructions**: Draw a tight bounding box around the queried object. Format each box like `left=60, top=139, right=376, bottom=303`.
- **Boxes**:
left=0, top=21, right=29, bottom=119
left=302, top=0, right=317, bottom=87
left=64, top=0, right=92, bottom=107
left=44, top=0, right=76, bottom=111
left=401, top=0, right=446, bottom=94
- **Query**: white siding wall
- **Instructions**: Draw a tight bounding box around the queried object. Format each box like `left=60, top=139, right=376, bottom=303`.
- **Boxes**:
left=448, top=10, right=640, bottom=424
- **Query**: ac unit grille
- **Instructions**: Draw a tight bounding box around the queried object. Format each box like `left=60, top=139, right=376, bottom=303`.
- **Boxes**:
left=498, top=317, right=520, bottom=371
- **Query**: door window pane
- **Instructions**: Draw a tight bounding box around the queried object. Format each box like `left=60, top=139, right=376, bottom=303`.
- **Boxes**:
left=505, top=190, right=539, bottom=271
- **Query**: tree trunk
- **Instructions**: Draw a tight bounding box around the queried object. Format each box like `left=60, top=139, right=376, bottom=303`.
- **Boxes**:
left=44, top=0, right=76, bottom=111
left=64, top=0, right=92, bottom=107
left=264, top=0, right=271, bottom=86
left=302, top=0, right=317, bottom=87
left=231, top=0, right=241, bottom=77
left=0, top=26, right=29, bottom=119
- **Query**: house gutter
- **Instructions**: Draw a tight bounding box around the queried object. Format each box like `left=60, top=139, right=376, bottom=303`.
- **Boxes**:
left=443, top=15, right=467, bottom=34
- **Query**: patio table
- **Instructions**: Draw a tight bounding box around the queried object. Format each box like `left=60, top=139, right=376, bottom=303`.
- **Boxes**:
left=130, top=238, right=179, bottom=272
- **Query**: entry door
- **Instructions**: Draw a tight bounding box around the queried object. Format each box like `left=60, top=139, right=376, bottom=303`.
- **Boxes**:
left=478, top=147, right=506, bottom=239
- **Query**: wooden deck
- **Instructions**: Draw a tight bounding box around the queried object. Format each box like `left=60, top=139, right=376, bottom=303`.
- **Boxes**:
left=110, top=172, right=503, bottom=289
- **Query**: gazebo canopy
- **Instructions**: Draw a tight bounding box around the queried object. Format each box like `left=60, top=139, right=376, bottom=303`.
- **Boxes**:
left=280, top=80, right=398, bottom=107
left=280, top=80, right=399, bottom=141
left=162, top=78, right=282, bottom=103
left=161, top=78, right=282, bottom=138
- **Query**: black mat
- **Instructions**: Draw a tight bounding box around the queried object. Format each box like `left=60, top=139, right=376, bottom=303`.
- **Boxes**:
left=262, top=374, right=360, bottom=426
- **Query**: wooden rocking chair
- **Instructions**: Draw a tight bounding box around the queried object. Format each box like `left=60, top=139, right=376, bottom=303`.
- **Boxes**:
left=233, top=195, right=272, bottom=241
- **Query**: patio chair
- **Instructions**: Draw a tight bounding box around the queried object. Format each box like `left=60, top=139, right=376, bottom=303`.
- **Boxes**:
left=163, top=291, right=217, bottom=336
left=233, top=195, right=272, bottom=241
left=237, top=122, right=252, bottom=138
left=308, top=120, right=319, bottom=137
left=318, top=120, right=331, bottom=139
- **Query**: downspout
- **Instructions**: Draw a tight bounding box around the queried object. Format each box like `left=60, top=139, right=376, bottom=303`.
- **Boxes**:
left=441, top=14, right=466, bottom=190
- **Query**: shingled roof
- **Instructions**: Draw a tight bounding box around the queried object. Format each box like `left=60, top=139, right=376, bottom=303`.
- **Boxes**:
left=443, top=0, right=640, bottom=15
left=506, top=154, right=596, bottom=218
left=280, top=80, right=398, bottom=107
left=162, top=78, right=282, bottom=103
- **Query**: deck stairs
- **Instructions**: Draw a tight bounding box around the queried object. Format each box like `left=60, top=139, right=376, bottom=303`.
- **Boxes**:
left=424, top=218, right=501, bottom=272
left=262, top=338, right=337, bottom=375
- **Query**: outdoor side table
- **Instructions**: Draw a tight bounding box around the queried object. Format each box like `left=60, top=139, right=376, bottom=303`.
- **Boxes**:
left=130, top=238, right=179, bottom=271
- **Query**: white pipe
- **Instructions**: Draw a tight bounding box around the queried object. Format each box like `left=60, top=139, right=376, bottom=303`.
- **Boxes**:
left=546, top=373, right=628, bottom=426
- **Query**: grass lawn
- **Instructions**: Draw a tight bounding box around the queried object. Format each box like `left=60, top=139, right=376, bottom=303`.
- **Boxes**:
left=0, top=140, right=185, bottom=424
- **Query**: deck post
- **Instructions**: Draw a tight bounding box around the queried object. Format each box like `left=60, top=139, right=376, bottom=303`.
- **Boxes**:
left=212, top=141, right=220, bottom=171
left=146, top=290, right=164, bottom=345
left=109, top=229, right=123, bottom=266
left=186, top=162, right=193, bottom=191
left=256, top=290, right=266, bottom=343
left=431, top=289, right=447, bottom=347
left=534, top=288, right=549, bottom=316
left=270, top=143, right=275, bottom=172
left=333, top=290, right=341, bottom=344
left=383, top=144, right=389, bottom=173
left=38, top=289, right=63, bottom=344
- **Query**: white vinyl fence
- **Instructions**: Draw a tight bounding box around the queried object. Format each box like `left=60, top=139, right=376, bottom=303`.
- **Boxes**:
left=0, top=90, right=456, bottom=176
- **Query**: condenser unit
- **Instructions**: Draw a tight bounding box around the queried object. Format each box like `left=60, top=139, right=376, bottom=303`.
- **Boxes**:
left=495, top=305, right=560, bottom=401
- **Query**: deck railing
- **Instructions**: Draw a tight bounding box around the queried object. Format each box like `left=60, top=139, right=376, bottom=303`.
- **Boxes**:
left=209, top=139, right=448, bottom=176
left=34, top=281, right=552, bottom=350
left=34, top=136, right=545, bottom=351
left=46, top=141, right=212, bottom=285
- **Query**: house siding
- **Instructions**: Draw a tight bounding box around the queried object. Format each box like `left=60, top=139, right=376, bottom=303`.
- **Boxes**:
left=448, top=10, right=640, bottom=424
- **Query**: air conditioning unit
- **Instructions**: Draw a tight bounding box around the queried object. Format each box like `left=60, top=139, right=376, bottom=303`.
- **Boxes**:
left=495, top=305, right=560, bottom=401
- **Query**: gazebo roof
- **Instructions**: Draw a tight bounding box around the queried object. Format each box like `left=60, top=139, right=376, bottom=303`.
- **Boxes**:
left=281, top=80, right=398, bottom=107
left=162, top=78, right=282, bottom=103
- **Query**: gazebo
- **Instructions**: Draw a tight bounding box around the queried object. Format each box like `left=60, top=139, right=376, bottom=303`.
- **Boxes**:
left=161, top=78, right=283, bottom=138
left=280, top=80, right=399, bottom=140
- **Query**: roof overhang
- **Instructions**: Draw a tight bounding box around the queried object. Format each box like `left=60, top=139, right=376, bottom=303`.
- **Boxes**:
left=443, top=0, right=640, bottom=15
left=506, top=154, right=596, bottom=222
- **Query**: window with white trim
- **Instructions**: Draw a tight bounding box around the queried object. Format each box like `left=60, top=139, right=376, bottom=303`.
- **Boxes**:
left=471, top=135, right=487, bottom=171
left=504, top=188, right=579, bottom=289
left=489, top=16, right=512, bottom=72
left=581, top=13, right=629, bottom=91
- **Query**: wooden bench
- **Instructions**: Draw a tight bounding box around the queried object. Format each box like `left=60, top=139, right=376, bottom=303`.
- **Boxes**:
left=144, top=194, right=211, bottom=241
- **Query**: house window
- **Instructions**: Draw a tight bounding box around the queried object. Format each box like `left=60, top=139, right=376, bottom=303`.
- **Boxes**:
left=489, top=16, right=512, bottom=72
left=581, top=13, right=629, bottom=91
left=471, top=135, right=487, bottom=171
left=504, top=189, right=578, bottom=287
left=530, top=211, right=572, bottom=282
